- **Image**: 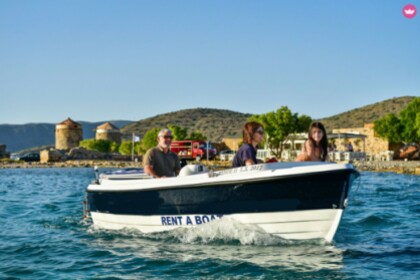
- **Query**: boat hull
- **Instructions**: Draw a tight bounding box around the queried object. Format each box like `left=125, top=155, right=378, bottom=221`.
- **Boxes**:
left=86, top=163, right=358, bottom=242
left=90, top=209, right=343, bottom=242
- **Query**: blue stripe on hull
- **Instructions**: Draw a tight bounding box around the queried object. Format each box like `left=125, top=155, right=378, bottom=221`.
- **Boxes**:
left=87, top=170, right=356, bottom=216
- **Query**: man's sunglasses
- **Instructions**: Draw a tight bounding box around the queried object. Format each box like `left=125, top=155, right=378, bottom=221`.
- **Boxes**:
left=161, top=135, right=173, bottom=139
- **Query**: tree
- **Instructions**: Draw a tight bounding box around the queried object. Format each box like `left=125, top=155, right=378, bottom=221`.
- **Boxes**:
left=80, top=138, right=115, bottom=153
left=249, top=106, right=312, bottom=157
left=118, top=141, right=140, bottom=156
left=118, top=141, right=131, bottom=156
left=166, top=124, right=206, bottom=141
left=189, top=131, right=207, bottom=141
left=79, top=138, right=96, bottom=150
left=374, top=114, right=403, bottom=143
left=297, top=114, right=312, bottom=132
left=139, top=128, right=160, bottom=155
left=168, top=124, right=188, bottom=140
left=374, top=97, right=420, bottom=143
left=399, top=97, right=420, bottom=143
left=110, top=142, right=119, bottom=153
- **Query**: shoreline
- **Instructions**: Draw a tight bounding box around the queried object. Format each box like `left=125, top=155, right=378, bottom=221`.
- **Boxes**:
left=0, top=159, right=233, bottom=171
left=0, top=160, right=143, bottom=169
left=0, top=160, right=419, bottom=175
left=351, top=160, right=420, bottom=175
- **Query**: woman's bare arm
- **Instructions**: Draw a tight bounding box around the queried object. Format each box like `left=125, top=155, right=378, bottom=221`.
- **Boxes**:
left=245, top=159, right=255, bottom=166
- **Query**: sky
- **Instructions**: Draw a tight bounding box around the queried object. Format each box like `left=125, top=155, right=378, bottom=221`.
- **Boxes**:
left=1, top=0, right=419, bottom=124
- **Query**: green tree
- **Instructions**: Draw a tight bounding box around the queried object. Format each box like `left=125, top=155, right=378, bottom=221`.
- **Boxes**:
left=168, top=124, right=188, bottom=140
left=374, top=97, right=420, bottom=143
left=189, top=131, right=207, bottom=141
left=80, top=139, right=114, bottom=153
left=399, top=97, right=420, bottom=142
left=110, top=142, right=119, bottom=153
left=373, top=113, right=403, bottom=143
left=139, top=128, right=160, bottom=155
left=118, top=141, right=139, bottom=156
left=249, top=106, right=312, bottom=157
left=416, top=113, right=420, bottom=140
left=79, top=138, right=96, bottom=150
left=297, top=114, right=312, bottom=132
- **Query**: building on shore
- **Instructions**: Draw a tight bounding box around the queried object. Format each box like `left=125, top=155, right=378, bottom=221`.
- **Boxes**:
left=40, top=149, right=65, bottom=163
left=332, top=123, right=402, bottom=159
left=55, top=118, right=83, bottom=151
left=222, top=138, right=242, bottom=151
left=95, top=122, right=122, bottom=144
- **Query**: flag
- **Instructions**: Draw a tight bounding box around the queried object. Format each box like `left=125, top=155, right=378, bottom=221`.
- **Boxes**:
left=133, top=135, right=140, bottom=142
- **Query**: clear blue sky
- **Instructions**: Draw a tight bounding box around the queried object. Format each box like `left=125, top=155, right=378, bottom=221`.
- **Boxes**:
left=1, top=0, right=419, bottom=124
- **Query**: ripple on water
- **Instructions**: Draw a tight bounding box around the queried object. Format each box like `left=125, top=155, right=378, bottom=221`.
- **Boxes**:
left=0, top=169, right=419, bottom=279
left=353, top=213, right=395, bottom=227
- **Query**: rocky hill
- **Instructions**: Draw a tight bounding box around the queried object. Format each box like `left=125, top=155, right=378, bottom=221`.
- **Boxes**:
left=318, top=96, right=416, bottom=131
left=121, top=108, right=252, bottom=142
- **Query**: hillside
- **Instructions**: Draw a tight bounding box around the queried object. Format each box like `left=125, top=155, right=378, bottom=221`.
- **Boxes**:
left=123, top=97, right=416, bottom=142
left=0, top=120, right=133, bottom=152
left=1, top=97, right=415, bottom=152
left=318, top=96, right=416, bottom=131
left=121, top=108, right=252, bottom=142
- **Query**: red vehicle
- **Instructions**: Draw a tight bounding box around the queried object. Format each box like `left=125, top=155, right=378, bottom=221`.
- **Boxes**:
left=171, top=140, right=217, bottom=160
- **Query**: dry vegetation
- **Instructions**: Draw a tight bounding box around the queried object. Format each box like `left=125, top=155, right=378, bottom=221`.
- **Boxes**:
left=121, top=97, right=416, bottom=141
left=121, top=108, right=252, bottom=142
left=318, top=96, right=415, bottom=131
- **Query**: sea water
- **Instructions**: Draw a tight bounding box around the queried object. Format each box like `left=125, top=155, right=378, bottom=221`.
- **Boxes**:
left=0, top=168, right=418, bottom=279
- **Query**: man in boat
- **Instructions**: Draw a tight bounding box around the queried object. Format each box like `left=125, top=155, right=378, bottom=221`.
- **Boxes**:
left=143, top=129, right=181, bottom=178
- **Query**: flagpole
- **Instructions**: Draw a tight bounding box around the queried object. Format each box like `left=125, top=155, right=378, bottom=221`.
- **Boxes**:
left=131, top=132, right=134, bottom=162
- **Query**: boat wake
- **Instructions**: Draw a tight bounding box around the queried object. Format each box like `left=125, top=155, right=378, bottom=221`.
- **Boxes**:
left=87, top=218, right=325, bottom=246
left=149, top=218, right=296, bottom=246
left=85, top=219, right=343, bottom=273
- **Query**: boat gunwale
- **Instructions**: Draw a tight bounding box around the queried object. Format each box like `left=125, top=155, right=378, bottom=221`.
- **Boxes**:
left=87, top=165, right=359, bottom=193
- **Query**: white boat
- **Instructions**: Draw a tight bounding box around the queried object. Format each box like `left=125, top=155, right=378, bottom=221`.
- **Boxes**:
left=85, top=162, right=359, bottom=243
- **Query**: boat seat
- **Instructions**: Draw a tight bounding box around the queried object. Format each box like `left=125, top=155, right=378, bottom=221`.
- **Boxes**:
left=178, top=164, right=209, bottom=176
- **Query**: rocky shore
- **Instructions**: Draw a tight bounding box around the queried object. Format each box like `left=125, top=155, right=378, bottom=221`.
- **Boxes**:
left=352, top=160, right=420, bottom=175
left=0, top=160, right=143, bottom=169
left=0, top=159, right=233, bottom=170
left=1, top=159, right=419, bottom=175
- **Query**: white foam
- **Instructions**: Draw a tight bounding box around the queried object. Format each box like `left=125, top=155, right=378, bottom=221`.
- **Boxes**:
left=157, top=218, right=292, bottom=246
left=86, top=217, right=329, bottom=246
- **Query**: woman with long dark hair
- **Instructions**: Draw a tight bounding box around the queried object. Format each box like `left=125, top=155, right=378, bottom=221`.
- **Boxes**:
left=232, top=121, right=264, bottom=167
left=296, top=122, right=329, bottom=162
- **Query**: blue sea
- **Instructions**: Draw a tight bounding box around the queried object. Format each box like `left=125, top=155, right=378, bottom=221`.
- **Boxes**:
left=0, top=168, right=419, bottom=279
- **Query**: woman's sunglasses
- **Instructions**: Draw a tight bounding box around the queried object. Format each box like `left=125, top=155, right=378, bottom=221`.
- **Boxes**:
left=256, top=130, right=264, bottom=135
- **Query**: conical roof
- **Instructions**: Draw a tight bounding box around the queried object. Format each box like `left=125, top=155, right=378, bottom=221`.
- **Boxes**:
left=57, top=117, right=82, bottom=128
left=96, top=122, right=119, bottom=131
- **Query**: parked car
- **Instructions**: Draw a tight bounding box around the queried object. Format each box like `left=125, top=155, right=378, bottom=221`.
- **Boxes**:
left=171, top=140, right=217, bottom=161
left=219, top=150, right=236, bottom=161
left=16, top=152, right=40, bottom=162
